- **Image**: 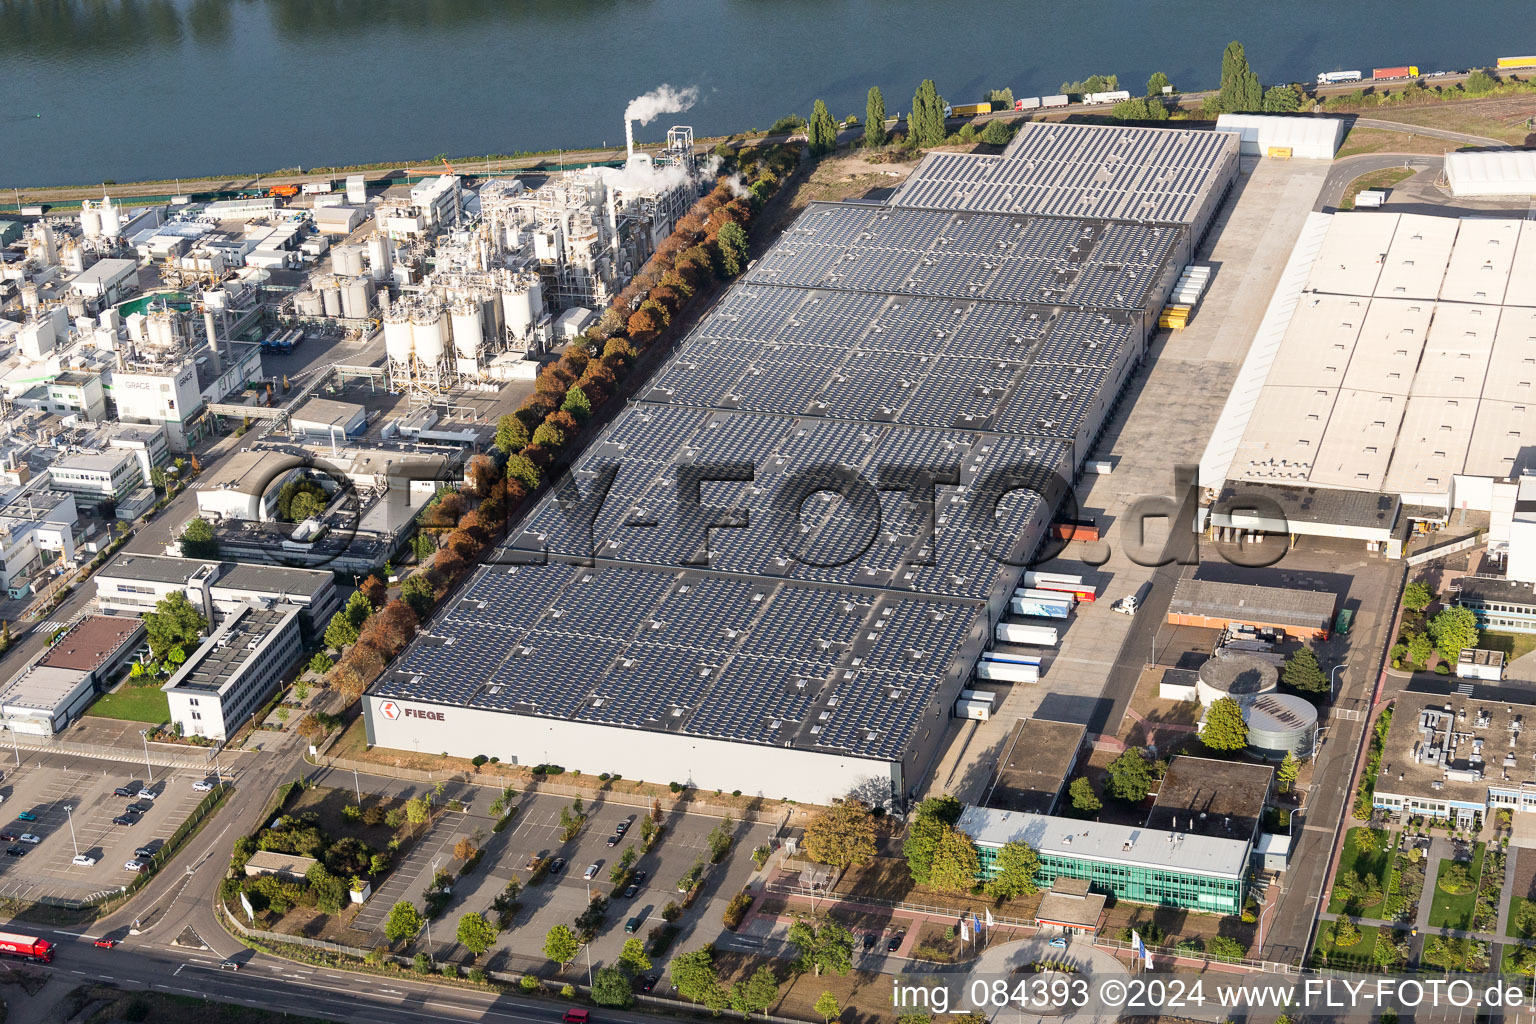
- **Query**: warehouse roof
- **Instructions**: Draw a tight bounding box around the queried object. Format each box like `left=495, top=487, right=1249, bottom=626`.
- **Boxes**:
left=1210, top=481, right=1400, bottom=533
left=986, top=718, right=1085, bottom=814
left=956, top=806, right=1251, bottom=879
left=0, top=665, right=91, bottom=715
left=164, top=604, right=301, bottom=696
left=1206, top=212, right=1536, bottom=498
left=1147, top=756, right=1271, bottom=840
left=375, top=130, right=1236, bottom=764
left=1214, top=114, right=1345, bottom=158
left=1374, top=678, right=1536, bottom=808
left=37, top=616, right=143, bottom=673
left=1169, top=578, right=1335, bottom=630
left=1445, top=150, right=1536, bottom=196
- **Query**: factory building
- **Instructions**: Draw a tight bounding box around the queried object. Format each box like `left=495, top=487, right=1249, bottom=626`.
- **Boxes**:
left=194, top=449, right=307, bottom=522
left=1373, top=677, right=1536, bottom=827
left=1202, top=212, right=1536, bottom=553
left=362, top=122, right=1240, bottom=805
left=1166, top=578, right=1335, bottom=639
left=46, top=450, right=144, bottom=505
left=163, top=603, right=304, bottom=742
left=0, top=491, right=80, bottom=595
left=0, top=615, right=145, bottom=736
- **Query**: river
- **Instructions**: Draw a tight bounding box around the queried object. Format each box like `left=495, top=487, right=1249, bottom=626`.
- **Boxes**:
left=2, top=0, right=1531, bottom=187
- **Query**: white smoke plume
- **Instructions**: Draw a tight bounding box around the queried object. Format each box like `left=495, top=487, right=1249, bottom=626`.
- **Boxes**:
left=624, top=84, right=699, bottom=126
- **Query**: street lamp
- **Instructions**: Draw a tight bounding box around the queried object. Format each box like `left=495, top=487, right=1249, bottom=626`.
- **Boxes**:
left=1330, top=664, right=1345, bottom=702
left=352, top=767, right=361, bottom=807
left=139, top=729, right=154, bottom=784
left=1257, top=899, right=1278, bottom=951
left=64, top=805, right=79, bottom=857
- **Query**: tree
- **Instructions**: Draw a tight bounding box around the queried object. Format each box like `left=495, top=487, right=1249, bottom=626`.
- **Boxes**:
left=1464, top=70, right=1497, bottom=96
left=306, top=863, right=348, bottom=913
left=1147, top=71, right=1171, bottom=96
left=1068, top=776, right=1101, bottom=816
left=1202, top=696, right=1249, bottom=753
left=1262, top=85, right=1302, bottom=112
left=289, top=489, right=327, bottom=520
left=1406, top=631, right=1434, bottom=666
left=405, top=796, right=430, bottom=834
left=384, top=900, right=423, bottom=943
left=1402, top=580, right=1434, bottom=612
left=814, top=990, right=842, bottom=1024
left=1218, top=41, right=1263, bottom=113
left=455, top=912, right=495, bottom=955
left=561, top=386, right=591, bottom=421
left=985, top=840, right=1040, bottom=900
left=506, top=454, right=541, bottom=491
left=1282, top=646, right=1328, bottom=697
left=179, top=516, right=218, bottom=558
left=670, top=947, right=728, bottom=1009
left=787, top=919, right=854, bottom=977
left=903, top=795, right=961, bottom=885
left=717, top=222, right=749, bottom=278
left=803, top=801, right=877, bottom=871
left=494, top=413, right=529, bottom=453
left=927, top=825, right=980, bottom=893
left=617, top=937, right=651, bottom=975
left=865, top=86, right=887, bottom=147
left=144, top=591, right=207, bottom=661
left=808, top=99, right=838, bottom=157
left=1428, top=605, right=1479, bottom=660
left=531, top=421, right=565, bottom=449
left=1277, top=750, right=1300, bottom=793
left=325, top=610, right=359, bottom=651
left=732, top=964, right=781, bottom=1017
left=1104, top=748, right=1155, bottom=802
left=590, top=965, right=633, bottom=1008
left=909, top=79, right=947, bottom=148
left=980, top=119, right=1013, bottom=146
left=543, top=924, right=580, bottom=965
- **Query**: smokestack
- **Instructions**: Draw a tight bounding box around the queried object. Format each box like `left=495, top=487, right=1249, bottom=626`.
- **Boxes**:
left=625, top=118, right=634, bottom=162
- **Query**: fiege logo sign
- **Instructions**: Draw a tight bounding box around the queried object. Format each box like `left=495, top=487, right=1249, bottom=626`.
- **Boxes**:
left=378, top=700, right=444, bottom=722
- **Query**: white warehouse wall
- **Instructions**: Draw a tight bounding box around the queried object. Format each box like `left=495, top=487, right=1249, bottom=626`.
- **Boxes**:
left=364, top=696, right=899, bottom=806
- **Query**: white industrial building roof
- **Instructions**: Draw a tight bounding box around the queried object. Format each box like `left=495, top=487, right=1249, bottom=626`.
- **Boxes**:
left=1215, top=114, right=1346, bottom=160
left=1203, top=213, right=1536, bottom=499
left=1445, top=150, right=1536, bottom=198
left=956, top=806, right=1250, bottom=879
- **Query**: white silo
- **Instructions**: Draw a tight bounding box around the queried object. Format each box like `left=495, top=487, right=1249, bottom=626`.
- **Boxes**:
left=317, top=276, right=341, bottom=317
left=146, top=309, right=179, bottom=351
left=383, top=306, right=414, bottom=364
left=61, top=241, right=85, bottom=274
left=451, top=298, right=484, bottom=361
left=410, top=302, right=447, bottom=366
left=20, top=283, right=39, bottom=312
left=333, top=245, right=365, bottom=277
left=367, top=233, right=391, bottom=282
left=501, top=273, right=543, bottom=340
left=340, top=278, right=373, bottom=319
left=79, top=201, right=102, bottom=239
left=99, top=195, right=121, bottom=237
left=295, top=290, right=324, bottom=317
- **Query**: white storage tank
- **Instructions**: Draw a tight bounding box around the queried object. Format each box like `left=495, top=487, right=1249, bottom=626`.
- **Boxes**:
left=501, top=276, right=538, bottom=339
left=340, top=277, right=373, bottom=319
left=99, top=196, right=121, bottom=236
left=295, top=290, right=324, bottom=317
left=451, top=298, right=484, bottom=359
left=383, top=307, right=414, bottom=363
left=410, top=303, right=447, bottom=364
left=146, top=309, right=179, bottom=350
left=333, top=245, right=365, bottom=277
left=79, top=202, right=102, bottom=239
left=317, top=276, right=341, bottom=317
left=367, top=233, right=391, bottom=282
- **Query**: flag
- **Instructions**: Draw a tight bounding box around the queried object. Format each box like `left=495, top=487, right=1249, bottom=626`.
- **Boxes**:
left=960, top=920, right=970, bottom=943
left=1131, top=929, right=1148, bottom=965
left=985, top=908, right=995, bottom=928
left=973, top=913, right=982, bottom=936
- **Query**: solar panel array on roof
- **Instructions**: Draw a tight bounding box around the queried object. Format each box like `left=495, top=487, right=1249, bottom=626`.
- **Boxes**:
left=377, top=126, right=1236, bottom=765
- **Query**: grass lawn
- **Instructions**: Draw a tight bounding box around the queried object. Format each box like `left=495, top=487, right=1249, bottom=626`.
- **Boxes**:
left=1335, top=126, right=1474, bottom=158
left=1327, top=827, right=1393, bottom=917
left=1508, top=895, right=1536, bottom=939
left=1339, top=167, right=1415, bottom=210
left=1429, top=842, right=1486, bottom=930
left=1477, top=631, right=1536, bottom=663
left=1312, top=919, right=1380, bottom=970
left=86, top=685, right=168, bottom=725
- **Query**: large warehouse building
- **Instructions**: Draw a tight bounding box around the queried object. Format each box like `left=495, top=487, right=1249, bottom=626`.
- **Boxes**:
left=1444, top=150, right=1536, bottom=199
left=1201, top=211, right=1536, bottom=549
left=364, top=123, right=1240, bottom=804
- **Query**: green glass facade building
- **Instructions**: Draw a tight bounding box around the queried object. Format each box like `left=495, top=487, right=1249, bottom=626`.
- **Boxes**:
left=959, top=806, right=1250, bottom=915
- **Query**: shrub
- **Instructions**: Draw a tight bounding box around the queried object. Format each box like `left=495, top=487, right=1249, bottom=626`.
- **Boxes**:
left=412, top=953, right=432, bottom=974
left=468, top=968, right=486, bottom=984
left=519, top=975, right=541, bottom=992
left=723, top=889, right=754, bottom=929
left=669, top=781, right=684, bottom=793
left=442, top=963, right=459, bottom=978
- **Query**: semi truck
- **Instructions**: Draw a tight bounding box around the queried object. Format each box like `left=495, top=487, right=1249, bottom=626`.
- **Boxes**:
left=0, top=932, right=54, bottom=962
left=1498, top=56, right=1536, bottom=69
left=1317, top=70, right=1364, bottom=85
left=950, top=102, right=991, bottom=117
left=1042, top=94, right=1070, bottom=108
left=1011, top=596, right=1071, bottom=619
left=995, top=622, right=1058, bottom=646
left=301, top=181, right=335, bottom=195
left=1085, top=90, right=1131, bottom=104
left=1014, top=97, right=1042, bottom=110
left=1023, top=571, right=1084, bottom=589
left=1372, top=65, right=1419, bottom=79
left=976, top=651, right=1041, bottom=683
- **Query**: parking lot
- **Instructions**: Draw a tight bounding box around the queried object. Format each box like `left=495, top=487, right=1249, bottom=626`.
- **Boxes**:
left=0, top=751, right=223, bottom=904
left=350, top=788, right=776, bottom=971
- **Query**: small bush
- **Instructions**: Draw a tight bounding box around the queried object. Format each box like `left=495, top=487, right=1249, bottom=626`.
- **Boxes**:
left=412, top=953, right=432, bottom=974
left=669, top=781, right=684, bottom=793
left=520, top=975, right=541, bottom=992
left=732, top=790, right=742, bottom=798
left=342, top=804, right=362, bottom=823
left=662, top=901, right=683, bottom=922
left=122, top=999, right=151, bottom=1022
left=723, top=889, right=754, bottom=929
left=442, top=963, right=459, bottom=978
left=468, top=967, right=486, bottom=984
left=471, top=755, right=489, bottom=768
left=561, top=984, right=577, bottom=999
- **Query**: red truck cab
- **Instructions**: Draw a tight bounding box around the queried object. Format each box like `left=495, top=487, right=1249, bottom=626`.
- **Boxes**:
left=0, top=931, right=53, bottom=962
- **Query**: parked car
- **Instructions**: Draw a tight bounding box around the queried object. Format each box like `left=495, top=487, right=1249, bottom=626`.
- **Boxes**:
left=4, top=846, right=23, bottom=857
left=72, top=854, right=97, bottom=867
left=1049, top=938, right=1068, bottom=949
left=15, top=811, right=36, bottom=822
left=887, top=933, right=904, bottom=952
left=192, top=780, right=215, bottom=792
left=863, top=932, right=876, bottom=951
left=606, top=834, right=621, bottom=847
left=625, top=915, right=642, bottom=934
left=615, top=818, right=632, bottom=836
left=136, top=788, right=157, bottom=800
left=550, top=857, right=566, bottom=874
left=111, top=814, right=138, bottom=826
left=128, top=802, right=152, bottom=814
left=583, top=864, right=599, bottom=880
left=17, top=834, right=40, bottom=845
left=134, top=846, right=157, bottom=859
left=632, top=870, right=647, bottom=884
left=623, top=884, right=639, bottom=899
left=113, top=786, right=137, bottom=798
left=640, top=975, right=658, bottom=993
left=0, top=832, right=18, bottom=843
left=124, top=860, right=148, bottom=873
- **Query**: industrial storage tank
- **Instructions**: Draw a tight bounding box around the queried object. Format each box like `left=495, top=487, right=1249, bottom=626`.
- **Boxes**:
left=410, top=303, right=447, bottom=364
left=294, top=290, right=324, bottom=317
left=1195, top=654, right=1277, bottom=708
left=383, top=307, right=414, bottom=363
left=99, top=196, right=121, bottom=237
left=367, top=233, right=391, bottom=282
left=501, top=273, right=543, bottom=339
left=339, top=278, right=373, bottom=319
left=1242, top=693, right=1318, bottom=760
left=146, top=309, right=180, bottom=350
left=79, top=202, right=102, bottom=239
left=333, top=245, right=365, bottom=277
left=317, top=276, right=341, bottom=317
left=451, top=298, right=485, bottom=359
